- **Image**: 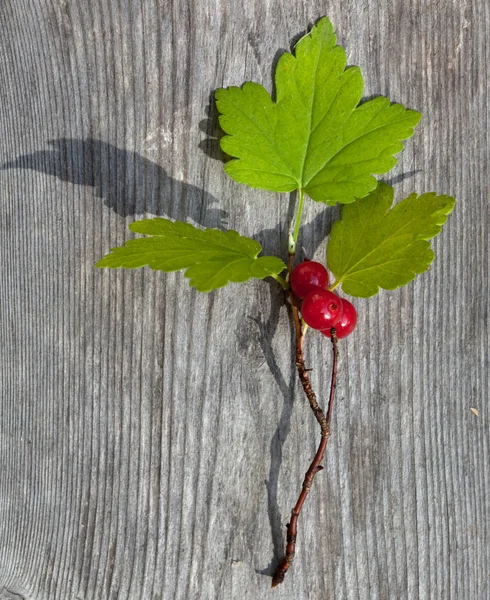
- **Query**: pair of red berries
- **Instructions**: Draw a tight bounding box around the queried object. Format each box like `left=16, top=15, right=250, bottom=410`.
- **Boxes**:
left=290, top=261, right=357, bottom=339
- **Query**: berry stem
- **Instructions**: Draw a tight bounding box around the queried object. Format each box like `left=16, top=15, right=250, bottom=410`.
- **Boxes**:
left=272, top=254, right=339, bottom=588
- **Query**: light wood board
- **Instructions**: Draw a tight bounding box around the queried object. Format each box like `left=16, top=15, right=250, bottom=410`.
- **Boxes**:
left=0, top=1, right=488, bottom=598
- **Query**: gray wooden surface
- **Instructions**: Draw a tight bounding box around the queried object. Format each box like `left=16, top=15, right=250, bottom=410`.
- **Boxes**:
left=0, top=1, right=488, bottom=599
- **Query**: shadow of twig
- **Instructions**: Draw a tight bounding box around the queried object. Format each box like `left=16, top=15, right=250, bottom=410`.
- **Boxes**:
left=249, top=281, right=297, bottom=575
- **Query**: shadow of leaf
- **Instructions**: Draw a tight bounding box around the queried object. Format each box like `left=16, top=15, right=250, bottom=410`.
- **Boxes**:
left=2, top=138, right=228, bottom=228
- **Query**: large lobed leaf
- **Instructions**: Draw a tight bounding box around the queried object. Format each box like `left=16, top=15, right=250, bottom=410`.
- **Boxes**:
left=96, top=218, right=286, bottom=292
left=216, top=17, right=421, bottom=205
left=327, top=183, right=456, bottom=297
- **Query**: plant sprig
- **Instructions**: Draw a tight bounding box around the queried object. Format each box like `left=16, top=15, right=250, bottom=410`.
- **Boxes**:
left=96, top=16, right=455, bottom=588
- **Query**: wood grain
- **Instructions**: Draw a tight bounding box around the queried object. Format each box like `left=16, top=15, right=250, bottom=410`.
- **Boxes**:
left=0, top=1, right=488, bottom=599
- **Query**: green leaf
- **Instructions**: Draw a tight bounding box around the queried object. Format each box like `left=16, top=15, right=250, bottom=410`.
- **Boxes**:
left=326, top=183, right=455, bottom=297
left=215, top=16, right=421, bottom=205
left=96, top=218, right=287, bottom=292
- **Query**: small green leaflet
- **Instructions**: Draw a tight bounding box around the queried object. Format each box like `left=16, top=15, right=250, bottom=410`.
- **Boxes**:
left=327, top=183, right=455, bottom=297
left=215, top=17, right=421, bottom=206
left=96, top=218, right=286, bottom=292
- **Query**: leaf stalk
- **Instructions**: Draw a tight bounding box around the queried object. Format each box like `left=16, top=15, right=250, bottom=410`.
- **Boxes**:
left=271, top=273, right=289, bottom=290
left=289, top=188, right=305, bottom=254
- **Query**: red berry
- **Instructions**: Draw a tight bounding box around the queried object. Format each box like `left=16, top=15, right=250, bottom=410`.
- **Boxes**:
left=322, top=298, right=357, bottom=339
left=290, top=261, right=329, bottom=299
left=301, top=289, right=343, bottom=330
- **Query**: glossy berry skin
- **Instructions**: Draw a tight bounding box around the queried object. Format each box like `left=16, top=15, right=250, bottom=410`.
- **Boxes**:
left=301, top=289, right=343, bottom=331
left=322, top=298, right=357, bottom=339
left=290, top=261, right=329, bottom=299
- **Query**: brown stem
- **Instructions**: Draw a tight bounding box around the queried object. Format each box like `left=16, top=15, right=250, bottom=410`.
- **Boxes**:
left=272, top=254, right=339, bottom=588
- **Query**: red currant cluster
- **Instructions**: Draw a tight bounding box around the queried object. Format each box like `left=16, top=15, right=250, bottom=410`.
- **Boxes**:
left=290, top=261, right=357, bottom=339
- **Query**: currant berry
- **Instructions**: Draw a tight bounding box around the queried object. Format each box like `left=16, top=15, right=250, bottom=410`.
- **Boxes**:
left=290, top=260, right=329, bottom=299
left=322, top=298, right=357, bottom=339
left=301, top=289, right=343, bottom=330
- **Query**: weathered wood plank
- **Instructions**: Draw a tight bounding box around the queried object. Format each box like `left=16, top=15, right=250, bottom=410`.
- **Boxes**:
left=0, top=1, right=488, bottom=599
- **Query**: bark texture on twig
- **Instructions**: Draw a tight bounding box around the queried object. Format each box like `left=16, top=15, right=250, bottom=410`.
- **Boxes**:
left=271, top=256, right=339, bottom=588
